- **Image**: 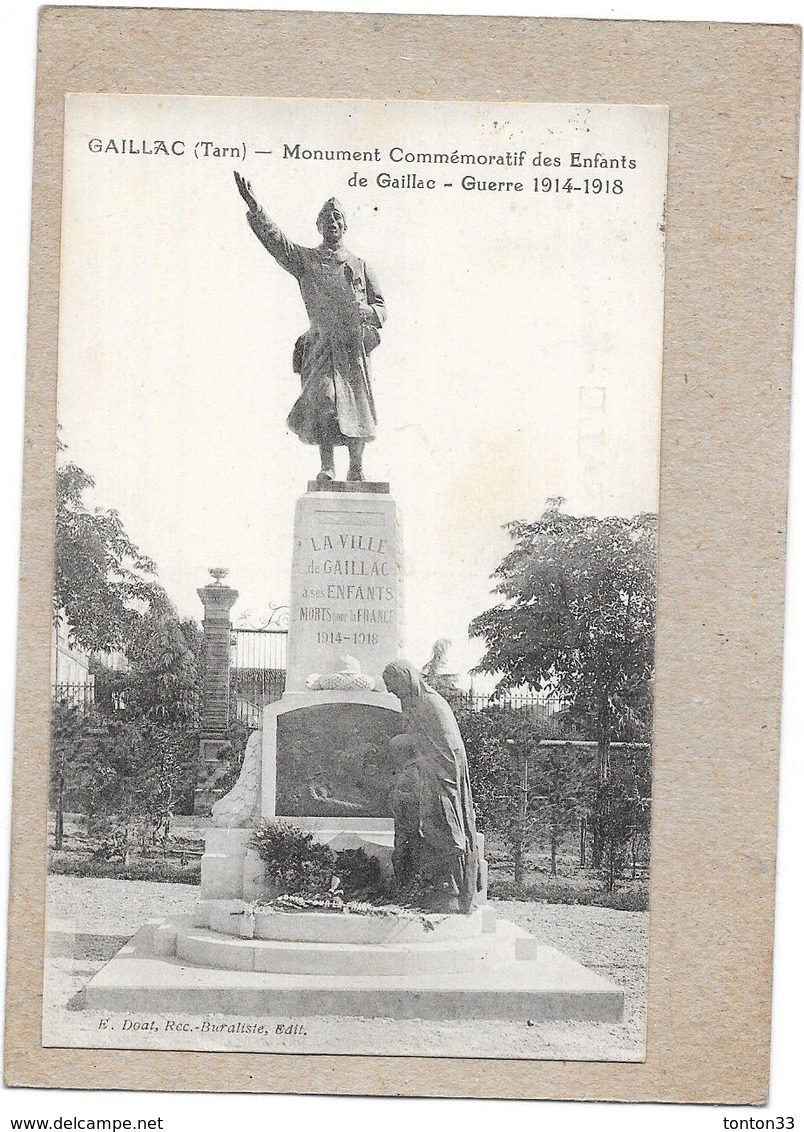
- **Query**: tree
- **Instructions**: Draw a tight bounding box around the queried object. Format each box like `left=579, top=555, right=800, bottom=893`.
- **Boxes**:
left=55, top=449, right=201, bottom=722
left=469, top=501, right=656, bottom=867
left=529, top=742, right=594, bottom=877
left=53, top=446, right=203, bottom=827
left=106, top=599, right=201, bottom=727
left=50, top=700, right=94, bottom=850
left=456, top=707, right=542, bottom=885
left=75, top=718, right=192, bottom=855
left=601, top=744, right=652, bottom=892
left=54, top=459, right=159, bottom=652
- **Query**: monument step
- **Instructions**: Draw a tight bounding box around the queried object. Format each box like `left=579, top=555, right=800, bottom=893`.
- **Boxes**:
left=173, top=925, right=505, bottom=976
left=196, top=900, right=494, bottom=944
left=83, top=918, right=625, bottom=1023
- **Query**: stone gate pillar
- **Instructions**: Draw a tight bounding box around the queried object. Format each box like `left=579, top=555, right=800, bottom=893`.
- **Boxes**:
left=194, top=568, right=238, bottom=814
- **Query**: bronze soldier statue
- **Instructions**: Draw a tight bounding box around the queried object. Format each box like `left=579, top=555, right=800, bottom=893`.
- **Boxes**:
left=235, top=172, right=387, bottom=483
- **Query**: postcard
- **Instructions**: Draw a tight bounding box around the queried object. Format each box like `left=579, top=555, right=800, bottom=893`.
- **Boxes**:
left=42, top=92, right=667, bottom=1063
left=6, top=9, right=799, bottom=1104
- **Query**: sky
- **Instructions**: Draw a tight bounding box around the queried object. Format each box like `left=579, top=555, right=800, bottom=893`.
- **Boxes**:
left=56, top=94, right=668, bottom=679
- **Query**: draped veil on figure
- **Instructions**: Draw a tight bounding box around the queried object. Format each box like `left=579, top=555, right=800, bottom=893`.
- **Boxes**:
left=383, top=661, right=482, bottom=914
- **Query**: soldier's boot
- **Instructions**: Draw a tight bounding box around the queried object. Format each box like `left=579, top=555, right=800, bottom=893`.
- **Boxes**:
left=317, top=443, right=336, bottom=483
left=346, top=439, right=365, bottom=481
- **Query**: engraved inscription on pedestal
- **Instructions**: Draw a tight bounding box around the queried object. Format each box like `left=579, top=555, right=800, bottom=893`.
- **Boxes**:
left=285, top=490, right=403, bottom=692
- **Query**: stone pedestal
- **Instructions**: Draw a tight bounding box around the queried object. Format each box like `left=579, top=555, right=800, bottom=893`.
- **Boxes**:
left=285, top=487, right=403, bottom=692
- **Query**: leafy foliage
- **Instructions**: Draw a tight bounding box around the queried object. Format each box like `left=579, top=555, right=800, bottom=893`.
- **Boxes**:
left=54, top=461, right=159, bottom=653
left=456, top=699, right=648, bottom=890
left=529, top=743, right=595, bottom=876
left=48, top=853, right=201, bottom=885
left=54, top=452, right=201, bottom=716
left=92, top=610, right=200, bottom=730
left=599, top=745, right=652, bottom=888
left=469, top=502, right=656, bottom=871
left=456, top=708, right=531, bottom=827
left=251, top=821, right=339, bottom=895
left=456, top=707, right=543, bottom=883
left=334, top=847, right=384, bottom=895
left=52, top=447, right=204, bottom=840
left=469, top=503, right=657, bottom=741
left=57, top=716, right=198, bottom=850
left=50, top=700, right=98, bottom=849
left=251, top=822, right=387, bottom=900
left=488, top=877, right=648, bottom=911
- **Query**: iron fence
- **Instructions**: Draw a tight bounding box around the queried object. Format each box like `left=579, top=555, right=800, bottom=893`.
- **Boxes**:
left=449, top=691, right=595, bottom=738
left=52, top=682, right=95, bottom=711
left=52, top=680, right=203, bottom=728
left=231, top=627, right=288, bottom=673
left=228, top=685, right=600, bottom=739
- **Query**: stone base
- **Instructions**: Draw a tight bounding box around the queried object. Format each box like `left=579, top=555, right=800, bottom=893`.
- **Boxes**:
left=194, top=901, right=493, bottom=944
left=82, top=915, right=624, bottom=1023
left=306, top=480, right=390, bottom=494
left=194, top=737, right=233, bottom=815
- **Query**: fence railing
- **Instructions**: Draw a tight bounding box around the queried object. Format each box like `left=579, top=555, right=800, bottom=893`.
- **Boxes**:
left=54, top=673, right=639, bottom=745
left=231, top=627, right=287, bottom=673
left=229, top=686, right=601, bottom=738
left=52, top=682, right=95, bottom=711
left=52, top=680, right=204, bottom=728
left=447, top=691, right=595, bottom=738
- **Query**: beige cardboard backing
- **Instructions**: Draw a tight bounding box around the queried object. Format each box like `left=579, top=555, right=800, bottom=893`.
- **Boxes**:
left=4, top=8, right=801, bottom=1103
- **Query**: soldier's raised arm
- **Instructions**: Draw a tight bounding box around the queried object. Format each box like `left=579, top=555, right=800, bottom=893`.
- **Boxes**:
left=234, top=170, right=259, bottom=212
left=234, top=171, right=305, bottom=278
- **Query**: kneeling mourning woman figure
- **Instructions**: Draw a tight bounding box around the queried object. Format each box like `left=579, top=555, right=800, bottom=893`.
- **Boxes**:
left=382, top=661, right=482, bottom=914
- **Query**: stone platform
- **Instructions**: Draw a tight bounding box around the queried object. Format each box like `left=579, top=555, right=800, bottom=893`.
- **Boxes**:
left=82, top=903, right=624, bottom=1022
left=306, top=479, right=390, bottom=494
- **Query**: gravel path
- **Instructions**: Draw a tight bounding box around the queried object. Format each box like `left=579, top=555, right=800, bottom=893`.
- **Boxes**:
left=47, top=875, right=200, bottom=935
left=44, top=876, right=647, bottom=1062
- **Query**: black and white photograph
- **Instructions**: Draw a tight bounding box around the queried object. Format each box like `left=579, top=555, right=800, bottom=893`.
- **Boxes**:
left=41, top=93, right=668, bottom=1062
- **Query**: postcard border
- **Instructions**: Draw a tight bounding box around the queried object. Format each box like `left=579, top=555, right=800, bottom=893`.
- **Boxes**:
left=5, top=7, right=801, bottom=1103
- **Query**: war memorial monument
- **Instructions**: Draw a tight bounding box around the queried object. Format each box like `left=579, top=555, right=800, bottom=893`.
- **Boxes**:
left=81, top=177, right=623, bottom=1028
